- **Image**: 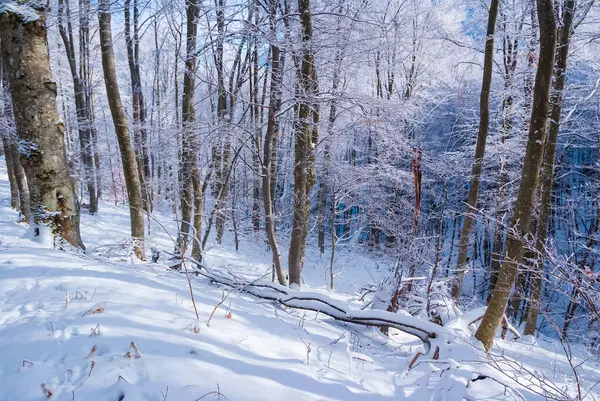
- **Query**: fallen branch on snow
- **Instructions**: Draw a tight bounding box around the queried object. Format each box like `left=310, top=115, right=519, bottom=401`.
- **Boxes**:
left=189, top=261, right=453, bottom=352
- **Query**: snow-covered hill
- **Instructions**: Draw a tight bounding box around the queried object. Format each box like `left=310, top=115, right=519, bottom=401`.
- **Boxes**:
left=1, top=159, right=598, bottom=401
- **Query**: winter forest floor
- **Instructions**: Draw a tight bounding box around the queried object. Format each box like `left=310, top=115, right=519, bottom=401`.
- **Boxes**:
left=0, top=159, right=599, bottom=401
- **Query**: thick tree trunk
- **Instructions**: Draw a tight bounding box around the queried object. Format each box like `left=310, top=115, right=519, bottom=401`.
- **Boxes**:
left=0, top=6, right=84, bottom=248
left=452, top=0, right=499, bottom=300
left=523, top=0, right=575, bottom=337
left=98, top=0, right=145, bottom=259
left=475, top=0, right=557, bottom=352
left=288, top=0, right=319, bottom=287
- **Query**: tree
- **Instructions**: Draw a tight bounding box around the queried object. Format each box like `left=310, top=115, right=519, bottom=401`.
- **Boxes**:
left=98, top=0, right=145, bottom=259
left=288, top=0, right=319, bottom=287
left=475, top=0, right=557, bottom=352
left=0, top=62, right=29, bottom=221
left=263, top=0, right=286, bottom=285
left=524, top=0, right=576, bottom=336
left=451, top=0, right=500, bottom=300
left=180, top=0, right=200, bottom=260
left=124, top=0, right=152, bottom=213
left=0, top=0, right=84, bottom=248
left=57, top=0, right=98, bottom=214
left=213, top=0, right=231, bottom=246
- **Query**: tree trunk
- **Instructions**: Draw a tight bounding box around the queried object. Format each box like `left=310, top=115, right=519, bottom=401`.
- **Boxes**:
left=179, top=0, right=199, bottom=253
left=79, top=0, right=100, bottom=203
left=250, top=20, right=262, bottom=233
left=2, top=134, right=19, bottom=210
left=9, top=140, right=29, bottom=221
left=475, top=0, right=557, bottom=352
left=523, top=0, right=575, bottom=337
left=288, top=0, right=319, bottom=288
left=191, top=165, right=203, bottom=260
left=490, top=25, right=522, bottom=295
left=452, top=0, right=500, bottom=300
left=0, top=5, right=84, bottom=248
left=98, top=0, right=145, bottom=259
left=0, top=72, right=30, bottom=222
left=124, top=0, right=152, bottom=214
left=57, top=0, right=97, bottom=214
left=263, top=0, right=286, bottom=286
left=0, top=67, right=20, bottom=212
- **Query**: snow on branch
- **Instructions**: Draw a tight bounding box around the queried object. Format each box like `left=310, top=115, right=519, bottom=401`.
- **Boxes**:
left=191, top=262, right=454, bottom=350
left=0, top=0, right=44, bottom=23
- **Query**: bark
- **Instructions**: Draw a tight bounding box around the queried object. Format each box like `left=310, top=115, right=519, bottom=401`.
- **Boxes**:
left=0, top=68, right=20, bottom=212
left=289, top=0, right=319, bottom=287
left=2, top=135, right=18, bottom=209
left=179, top=0, right=199, bottom=252
left=250, top=19, right=262, bottom=233
left=98, top=0, right=145, bottom=259
left=475, top=0, right=557, bottom=352
left=523, top=0, right=575, bottom=337
left=78, top=0, right=100, bottom=202
left=316, top=142, right=330, bottom=254
left=191, top=165, right=203, bottom=260
left=263, top=0, right=286, bottom=285
left=57, top=0, right=97, bottom=214
left=9, top=140, right=29, bottom=220
left=124, top=0, right=152, bottom=214
left=0, top=5, right=84, bottom=248
left=213, top=0, right=227, bottom=244
left=452, top=0, right=500, bottom=300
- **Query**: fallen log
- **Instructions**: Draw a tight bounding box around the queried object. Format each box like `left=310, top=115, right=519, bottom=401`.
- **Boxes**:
left=188, top=261, right=453, bottom=353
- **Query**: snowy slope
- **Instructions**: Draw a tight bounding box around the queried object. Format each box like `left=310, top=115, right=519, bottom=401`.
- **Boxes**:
left=1, top=158, right=599, bottom=401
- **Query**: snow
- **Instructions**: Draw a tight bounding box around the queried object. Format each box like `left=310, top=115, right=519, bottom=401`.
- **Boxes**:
left=0, top=157, right=599, bottom=400
left=0, top=1, right=42, bottom=23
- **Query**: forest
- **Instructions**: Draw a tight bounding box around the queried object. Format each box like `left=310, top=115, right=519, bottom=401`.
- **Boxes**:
left=1, top=0, right=600, bottom=399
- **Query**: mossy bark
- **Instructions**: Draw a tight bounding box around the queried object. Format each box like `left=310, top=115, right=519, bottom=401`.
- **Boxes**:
left=0, top=8, right=83, bottom=248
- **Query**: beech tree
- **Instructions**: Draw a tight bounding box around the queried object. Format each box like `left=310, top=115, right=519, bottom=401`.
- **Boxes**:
left=475, top=0, right=557, bottom=352
left=2, top=0, right=600, bottom=362
left=288, top=0, right=319, bottom=287
left=57, top=0, right=98, bottom=214
left=0, top=1, right=84, bottom=248
left=524, top=0, right=576, bottom=336
left=263, top=0, right=286, bottom=286
left=98, top=0, right=145, bottom=259
left=451, top=0, right=499, bottom=300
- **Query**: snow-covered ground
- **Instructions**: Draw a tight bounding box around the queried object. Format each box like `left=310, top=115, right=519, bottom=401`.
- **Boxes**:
left=1, top=158, right=599, bottom=400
